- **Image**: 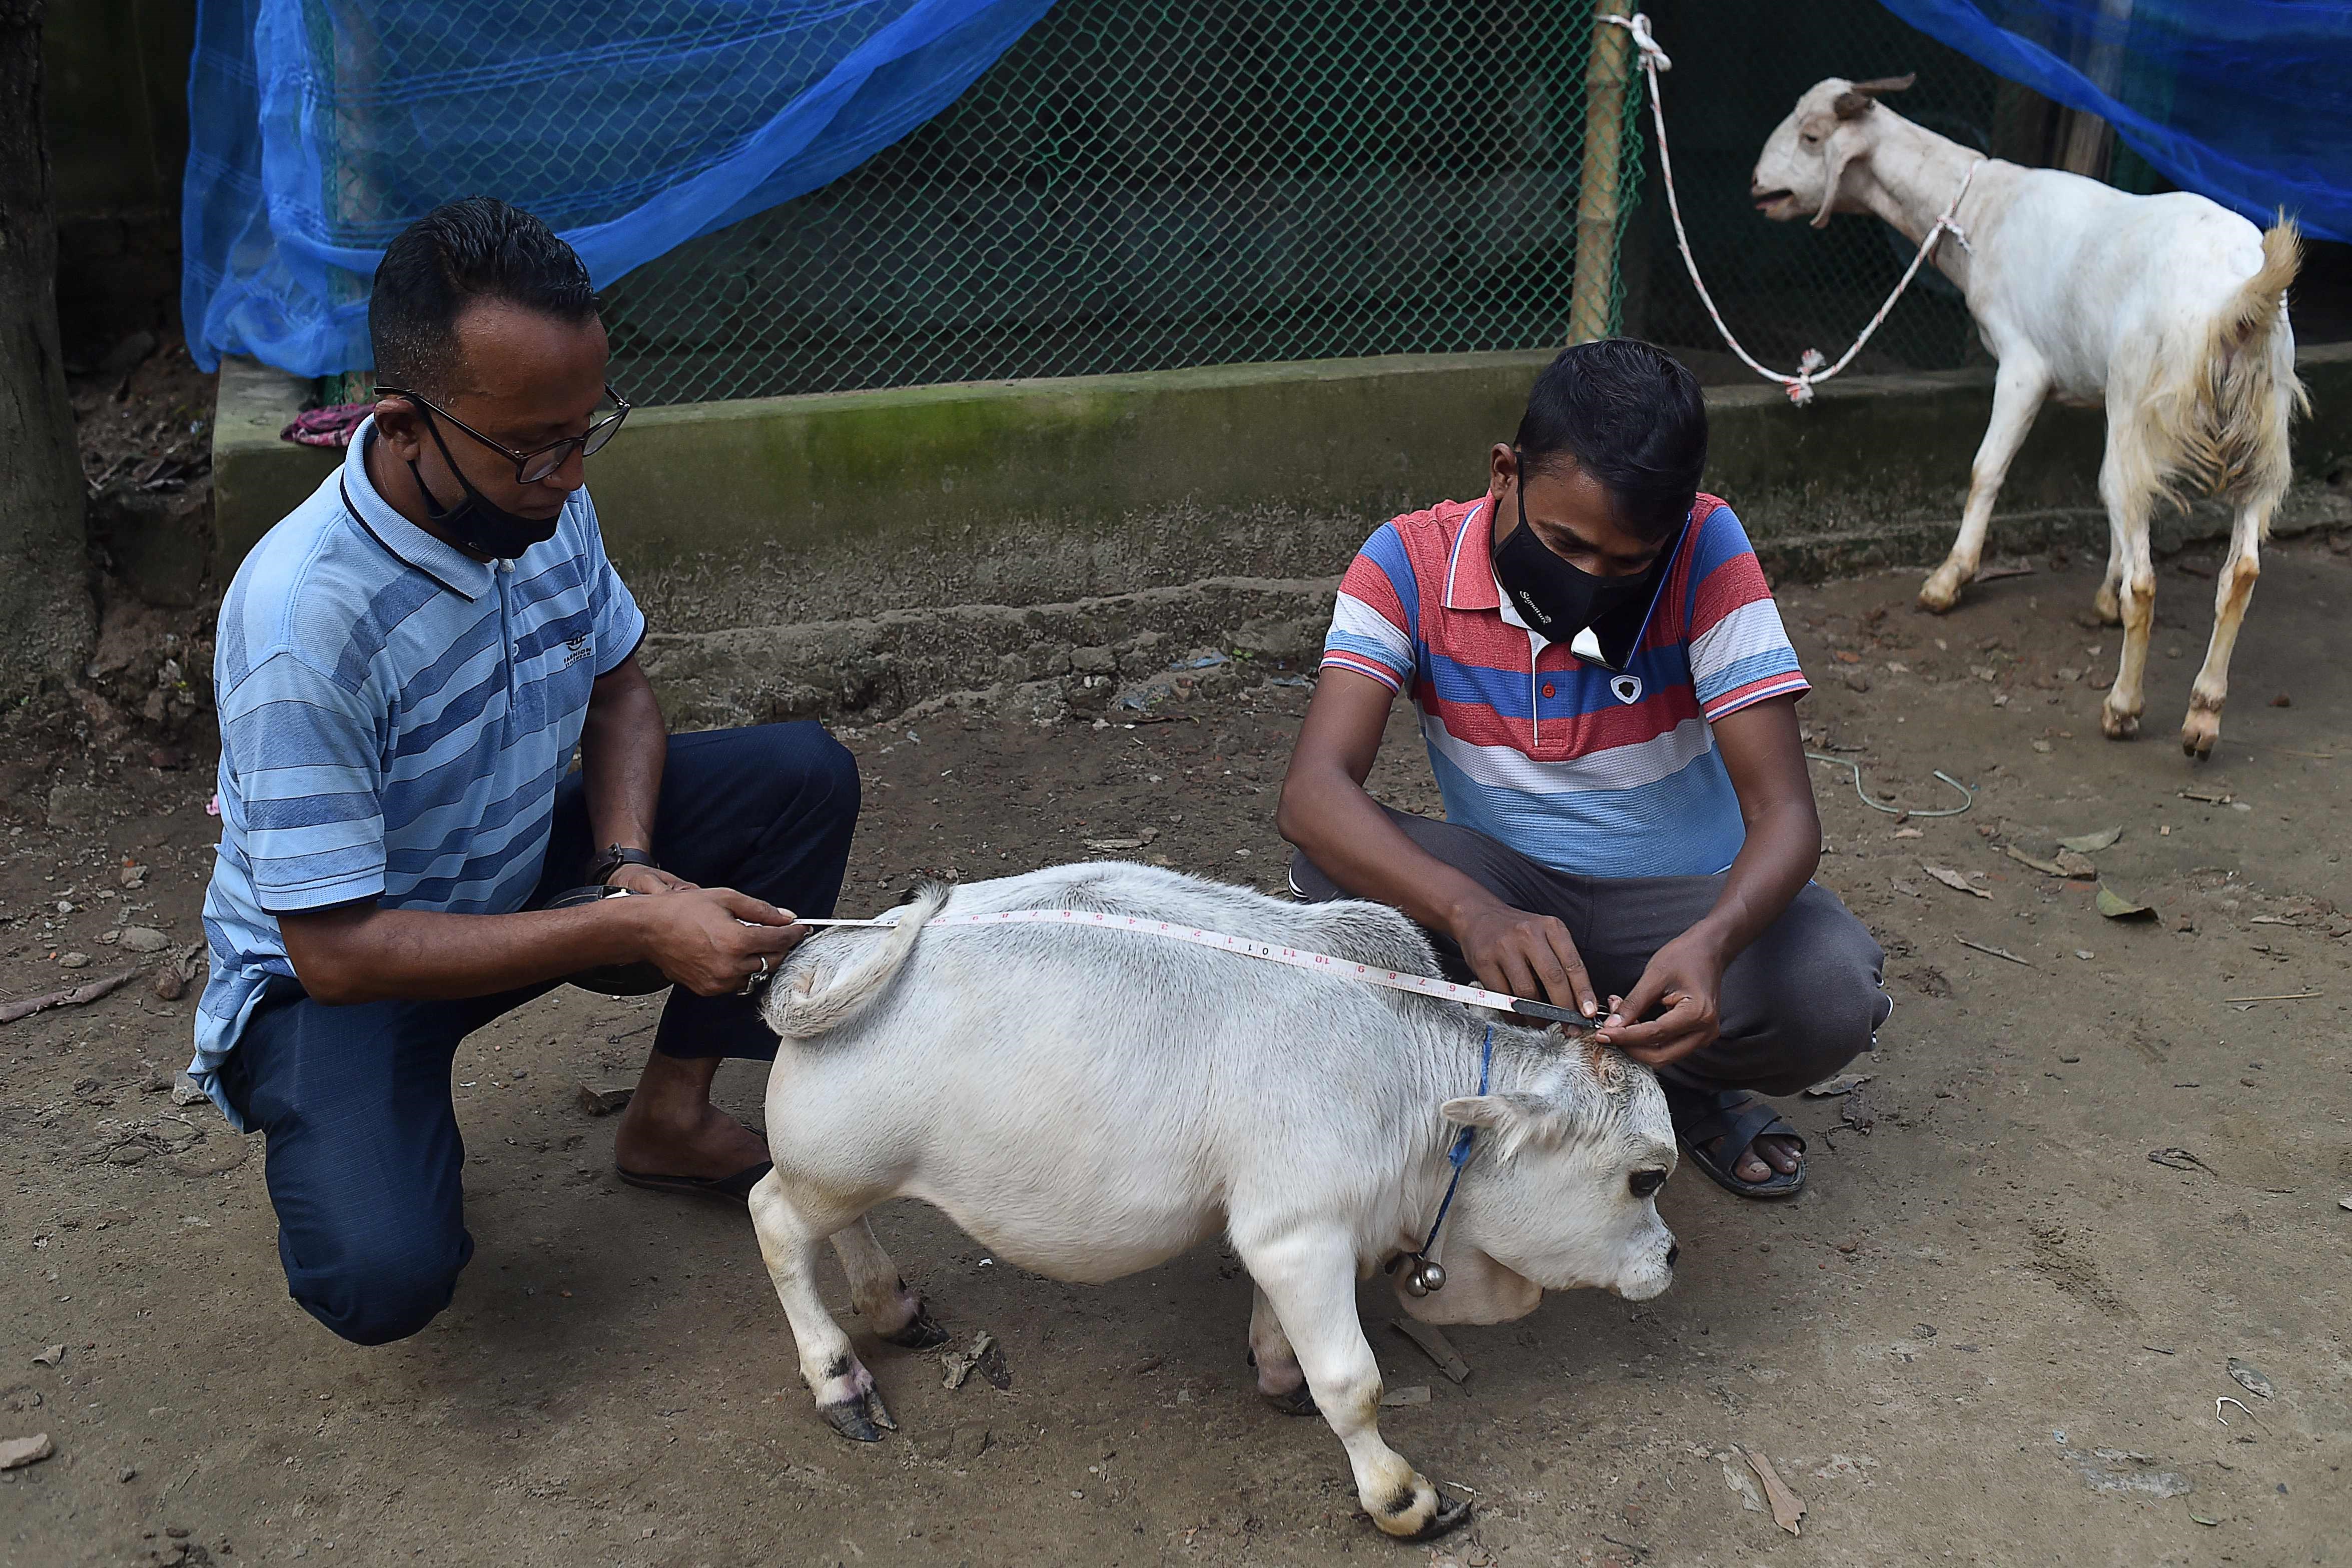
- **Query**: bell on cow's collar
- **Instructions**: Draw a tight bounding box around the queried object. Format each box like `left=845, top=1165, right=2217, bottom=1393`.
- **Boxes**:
left=1401, top=1256, right=1447, bottom=1297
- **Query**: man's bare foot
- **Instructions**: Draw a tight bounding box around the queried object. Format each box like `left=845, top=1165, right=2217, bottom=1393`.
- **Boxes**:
left=612, top=1049, right=769, bottom=1181
left=1729, top=1133, right=1802, bottom=1185
left=1661, top=1083, right=1807, bottom=1199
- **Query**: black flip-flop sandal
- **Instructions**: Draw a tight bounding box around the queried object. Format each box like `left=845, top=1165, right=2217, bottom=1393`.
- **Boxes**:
left=1663, top=1085, right=1806, bottom=1200
left=614, top=1160, right=773, bottom=1203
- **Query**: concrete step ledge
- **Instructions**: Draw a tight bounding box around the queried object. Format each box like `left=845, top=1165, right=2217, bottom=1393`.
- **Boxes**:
left=199, top=343, right=2352, bottom=724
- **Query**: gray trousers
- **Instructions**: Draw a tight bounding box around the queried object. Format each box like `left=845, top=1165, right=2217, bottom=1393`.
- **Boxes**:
left=1288, top=808, right=1889, bottom=1098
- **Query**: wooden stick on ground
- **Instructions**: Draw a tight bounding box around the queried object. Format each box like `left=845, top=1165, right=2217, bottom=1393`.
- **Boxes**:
left=1389, top=1318, right=1472, bottom=1384
left=0, top=966, right=140, bottom=1025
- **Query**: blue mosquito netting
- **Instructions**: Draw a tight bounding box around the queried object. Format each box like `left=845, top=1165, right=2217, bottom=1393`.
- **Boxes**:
left=183, top=0, right=1058, bottom=378
left=1876, top=1, right=2352, bottom=242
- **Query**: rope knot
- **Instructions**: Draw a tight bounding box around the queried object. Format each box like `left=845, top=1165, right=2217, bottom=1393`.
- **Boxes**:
left=1601, top=12, right=1672, bottom=73
left=1787, top=348, right=1827, bottom=406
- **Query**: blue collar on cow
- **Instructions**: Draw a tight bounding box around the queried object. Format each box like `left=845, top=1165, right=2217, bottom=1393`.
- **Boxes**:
left=1393, top=1025, right=1494, bottom=1297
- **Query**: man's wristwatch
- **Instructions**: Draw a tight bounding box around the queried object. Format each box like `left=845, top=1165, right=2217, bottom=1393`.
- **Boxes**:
left=587, top=844, right=660, bottom=886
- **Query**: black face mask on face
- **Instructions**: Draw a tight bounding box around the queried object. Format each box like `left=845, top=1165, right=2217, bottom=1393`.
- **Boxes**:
left=406, top=411, right=563, bottom=560
left=1489, top=450, right=1671, bottom=672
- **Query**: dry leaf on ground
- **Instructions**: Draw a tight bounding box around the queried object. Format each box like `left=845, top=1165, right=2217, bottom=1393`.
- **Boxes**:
left=2057, top=826, right=2123, bottom=852
left=1923, top=863, right=1991, bottom=898
left=1736, top=1446, right=1806, bottom=1535
left=1804, top=1072, right=1874, bottom=1097
left=2096, top=884, right=2156, bottom=919
left=2226, top=1359, right=2275, bottom=1399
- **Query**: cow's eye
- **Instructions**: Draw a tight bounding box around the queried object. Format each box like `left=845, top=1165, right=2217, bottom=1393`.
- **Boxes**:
left=1629, top=1169, right=1666, bottom=1198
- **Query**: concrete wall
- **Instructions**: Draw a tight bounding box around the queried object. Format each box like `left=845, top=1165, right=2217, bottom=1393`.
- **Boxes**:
left=208, top=345, right=2352, bottom=726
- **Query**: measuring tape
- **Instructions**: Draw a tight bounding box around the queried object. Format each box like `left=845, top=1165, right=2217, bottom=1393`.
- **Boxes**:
left=792, top=907, right=1596, bottom=1029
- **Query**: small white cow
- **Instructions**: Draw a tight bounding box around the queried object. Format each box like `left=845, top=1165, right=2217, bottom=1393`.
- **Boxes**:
left=751, top=862, right=1677, bottom=1541
left=1752, top=76, right=2305, bottom=756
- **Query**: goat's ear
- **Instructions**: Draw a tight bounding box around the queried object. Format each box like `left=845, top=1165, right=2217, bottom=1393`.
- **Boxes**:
left=1851, top=72, right=1917, bottom=97
left=1812, top=122, right=1870, bottom=228
left=1832, top=91, right=1876, bottom=121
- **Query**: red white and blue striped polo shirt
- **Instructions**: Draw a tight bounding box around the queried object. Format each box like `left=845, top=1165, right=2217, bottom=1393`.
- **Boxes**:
left=1320, top=493, right=1808, bottom=878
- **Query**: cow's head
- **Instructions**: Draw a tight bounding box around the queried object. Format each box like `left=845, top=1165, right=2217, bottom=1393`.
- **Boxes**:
left=1400, top=1034, right=1676, bottom=1324
left=1751, top=74, right=1916, bottom=227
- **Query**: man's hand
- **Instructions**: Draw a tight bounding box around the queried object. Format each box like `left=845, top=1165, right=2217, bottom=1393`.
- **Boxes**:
left=1453, top=900, right=1598, bottom=1019
left=1594, top=928, right=1726, bottom=1066
left=605, top=861, right=697, bottom=896
left=633, top=887, right=810, bottom=997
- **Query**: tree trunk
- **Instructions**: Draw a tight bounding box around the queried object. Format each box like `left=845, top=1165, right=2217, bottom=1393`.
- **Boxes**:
left=0, top=0, right=93, bottom=701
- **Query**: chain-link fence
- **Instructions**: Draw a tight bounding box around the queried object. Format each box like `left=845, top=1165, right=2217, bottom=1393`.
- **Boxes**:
left=1623, top=0, right=2006, bottom=382
left=601, top=1, right=1648, bottom=406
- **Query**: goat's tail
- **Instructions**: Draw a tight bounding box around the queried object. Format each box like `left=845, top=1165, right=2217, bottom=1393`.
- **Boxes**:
left=763, top=881, right=951, bottom=1041
left=2152, top=214, right=2307, bottom=511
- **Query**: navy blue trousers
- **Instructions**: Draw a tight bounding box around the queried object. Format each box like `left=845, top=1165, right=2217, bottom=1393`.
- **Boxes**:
left=217, top=722, right=858, bottom=1346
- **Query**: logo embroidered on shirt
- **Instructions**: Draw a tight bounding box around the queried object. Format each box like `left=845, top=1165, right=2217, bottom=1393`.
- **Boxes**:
left=1610, top=674, right=1644, bottom=705
left=563, top=634, right=591, bottom=667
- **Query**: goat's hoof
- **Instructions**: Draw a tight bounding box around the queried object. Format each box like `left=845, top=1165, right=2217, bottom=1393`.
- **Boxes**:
left=881, top=1308, right=951, bottom=1350
left=820, top=1387, right=897, bottom=1443
left=2100, top=705, right=2141, bottom=741
left=1259, top=1385, right=1319, bottom=1418
left=1917, top=576, right=1963, bottom=614
left=2093, top=590, right=2122, bottom=626
left=2181, top=719, right=2220, bottom=758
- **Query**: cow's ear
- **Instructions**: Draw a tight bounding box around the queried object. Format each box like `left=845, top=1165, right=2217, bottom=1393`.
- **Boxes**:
left=1441, top=1093, right=1565, bottom=1158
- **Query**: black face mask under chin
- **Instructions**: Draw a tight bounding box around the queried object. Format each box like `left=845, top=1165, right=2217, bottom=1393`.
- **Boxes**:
left=406, top=413, right=562, bottom=560
left=1490, top=453, right=1670, bottom=672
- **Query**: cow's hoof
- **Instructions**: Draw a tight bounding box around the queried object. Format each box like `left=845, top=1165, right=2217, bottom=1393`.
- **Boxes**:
left=1415, top=1492, right=1473, bottom=1541
left=1258, top=1385, right=1319, bottom=1418
left=820, top=1387, right=897, bottom=1443
left=881, top=1308, right=951, bottom=1350
left=1374, top=1490, right=1472, bottom=1542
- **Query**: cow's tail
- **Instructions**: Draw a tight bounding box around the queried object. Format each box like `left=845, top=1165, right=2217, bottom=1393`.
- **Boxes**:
left=2148, top=215, right=2305, bottom=513
left=764, top=881, right=951, bottom=1042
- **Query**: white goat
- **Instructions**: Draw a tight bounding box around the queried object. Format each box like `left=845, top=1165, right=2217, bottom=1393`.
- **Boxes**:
left=1751, top=76, right=2304, bottom=756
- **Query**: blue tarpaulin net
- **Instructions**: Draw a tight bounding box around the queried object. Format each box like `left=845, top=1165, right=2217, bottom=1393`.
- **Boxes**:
left=183, top=0, right=1058, bottom=377
left=1876, top=1, right=2352, bottom=242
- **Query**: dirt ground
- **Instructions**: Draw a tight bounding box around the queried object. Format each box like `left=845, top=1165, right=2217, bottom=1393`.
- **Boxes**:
left=5, top=537, right=2350, bottom=1568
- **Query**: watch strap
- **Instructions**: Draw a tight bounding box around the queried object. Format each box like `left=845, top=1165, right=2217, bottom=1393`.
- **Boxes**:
left=588, top=844, right=660, bottom=885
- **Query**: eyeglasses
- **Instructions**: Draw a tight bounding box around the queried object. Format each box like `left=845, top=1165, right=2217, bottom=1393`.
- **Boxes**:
left=376, top=384, right=632, bottom=484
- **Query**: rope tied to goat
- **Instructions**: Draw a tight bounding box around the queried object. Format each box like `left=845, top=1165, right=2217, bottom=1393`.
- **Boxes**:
left=1601, top=12, right=1982, bottom=406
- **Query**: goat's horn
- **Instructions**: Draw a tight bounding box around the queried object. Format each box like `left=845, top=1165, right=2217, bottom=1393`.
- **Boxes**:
left=1850, top=72, right=1916, bottom=96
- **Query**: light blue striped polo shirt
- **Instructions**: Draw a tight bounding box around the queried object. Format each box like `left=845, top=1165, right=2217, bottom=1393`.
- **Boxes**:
left=190, top=420, right=645, bottom=1126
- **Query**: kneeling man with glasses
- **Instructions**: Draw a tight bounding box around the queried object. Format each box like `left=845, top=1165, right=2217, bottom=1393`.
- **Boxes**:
left=192, top=197, right=857, bottom=1344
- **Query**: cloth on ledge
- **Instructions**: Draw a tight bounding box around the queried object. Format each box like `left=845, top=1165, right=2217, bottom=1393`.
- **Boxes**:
left=279, top=403, right=373, bottom=448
